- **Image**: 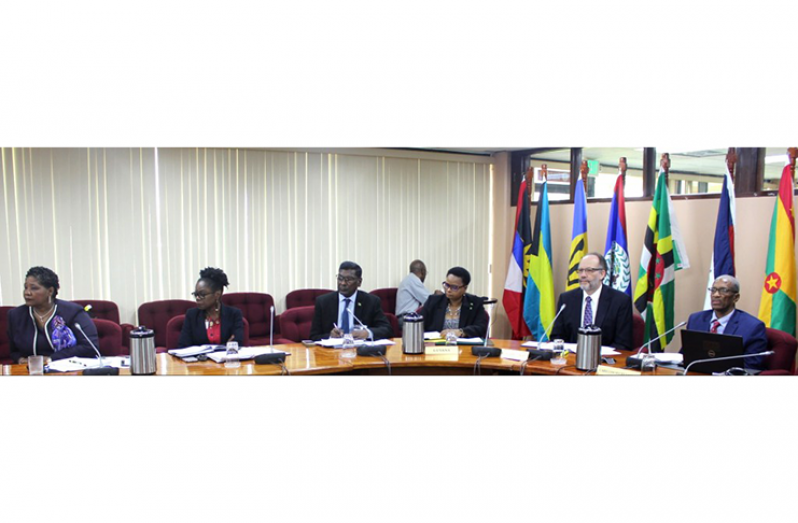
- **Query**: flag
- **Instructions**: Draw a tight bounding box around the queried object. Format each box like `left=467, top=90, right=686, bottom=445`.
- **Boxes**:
left=603, top=172, right=631, bottom=296
left=703, top=168, right=736, bottom=309
left=758, top=164, right=796, bottom=336
left=523, top=180, right=556, bottom=341
left=565, top=177, right=588, bottom=290
left=632, top=171, right=690, bottom=352
left=502, top=177, right=533, bottom=339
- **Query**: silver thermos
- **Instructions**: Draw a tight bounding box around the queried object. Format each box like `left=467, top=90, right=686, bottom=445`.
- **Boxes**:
left=575, top=324, right=602, bottom=371
left=402, top=312, right=424, bottom=354
left=130, top=326, right=157, bottom=375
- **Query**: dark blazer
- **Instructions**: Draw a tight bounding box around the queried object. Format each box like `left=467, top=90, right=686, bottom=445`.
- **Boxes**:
left=420, top=293, right=488, bottom=338
left=684, top=309, right=768, bottom=371
left=549, top=285, right=634, bottom=351
left=7, top=299, right=99, bottom=363
left=309, top=291, right=393, bottom=341
left=178, top=304, right=245, bottom=348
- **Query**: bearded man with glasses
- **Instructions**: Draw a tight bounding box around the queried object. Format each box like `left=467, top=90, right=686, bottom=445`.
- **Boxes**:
left=683, top=274, right=768, bottom=370
left=549, top=252, right=634, bottom=351
left=309, top=261, right=393, bottom=341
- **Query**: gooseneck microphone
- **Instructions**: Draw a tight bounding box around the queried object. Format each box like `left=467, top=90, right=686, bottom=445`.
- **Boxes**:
left=527, top=304, right=566, bottom=359
left=75, top=322, right=119, bottom=375
left=255, top=306, right=287, bottom=366
left=626, top=320, right=687, bottom=370
left=269, top=305, right=275, bottom=348
left=542, top=303, right=567, bottom=340
left=681, top=350, right=773, bottom=375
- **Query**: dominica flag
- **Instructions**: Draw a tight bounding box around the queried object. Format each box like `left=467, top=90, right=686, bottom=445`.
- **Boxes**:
left=523, top=180, right=556, bottom=341
left=603, top=172, right=631, bottom=296
left=502, top=177, right=533, bottom=339
left=758, top=164, right=796, bottom=336
left=566, top=177, right=588, bottom=291
left=633, top=171, right=690, bottom=352
left=703, top=168, right=736, bottom=309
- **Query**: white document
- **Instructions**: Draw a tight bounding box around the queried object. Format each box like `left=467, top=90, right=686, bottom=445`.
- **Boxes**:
left=457, top=337, right=484, bottom=344
left=500, top=348, right=530, bottom=361
left=522, top=341, right=621, bottom=356
left=205, top=346, right=291, bottom=364
left=653, top=352, right=683, bottom=365
left=46, top=356, right=129, bottom=372
left=316, top=338, right=395, bottom=348
left=168, top=345, right=221, bottom=358
left=424, top=331, right=441, bottom=340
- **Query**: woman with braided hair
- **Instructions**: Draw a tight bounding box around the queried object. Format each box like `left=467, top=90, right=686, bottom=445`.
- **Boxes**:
left=178, top=267, right=245, bottom=348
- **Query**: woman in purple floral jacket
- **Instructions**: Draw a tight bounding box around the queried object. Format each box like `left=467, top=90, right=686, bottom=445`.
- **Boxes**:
left=6, top=266, right=99, bottom=365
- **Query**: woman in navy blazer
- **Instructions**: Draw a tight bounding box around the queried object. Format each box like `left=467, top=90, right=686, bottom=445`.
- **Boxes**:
left=420, top=267, right=488, bottom=339
left=178, top=267, right=245, bottom=348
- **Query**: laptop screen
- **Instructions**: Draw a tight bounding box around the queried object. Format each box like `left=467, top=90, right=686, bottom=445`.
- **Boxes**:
left=680, top=329, right=745, bottom=374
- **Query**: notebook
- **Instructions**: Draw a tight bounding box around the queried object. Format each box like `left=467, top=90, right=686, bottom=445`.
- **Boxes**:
left=680, top=329, right=745, bottom=374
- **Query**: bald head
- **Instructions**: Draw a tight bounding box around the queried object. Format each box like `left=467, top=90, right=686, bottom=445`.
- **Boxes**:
left=409, top=260, right=427, bottom=282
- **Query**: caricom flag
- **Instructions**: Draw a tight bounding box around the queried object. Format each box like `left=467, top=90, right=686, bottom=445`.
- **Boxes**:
left=502, top=177, right=533, bottom=339
left=758, top=164, right=796, bottom=336
left=632, top=170, right=690, bottom=352
left=603, top=172, right=631, bottom=296
left=566, top=177, right=588, bottom=291
left=523, top=180, right=556, bottom=342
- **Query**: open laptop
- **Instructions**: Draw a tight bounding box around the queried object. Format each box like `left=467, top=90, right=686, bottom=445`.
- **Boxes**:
left=680, top=329, right=746, bottom=374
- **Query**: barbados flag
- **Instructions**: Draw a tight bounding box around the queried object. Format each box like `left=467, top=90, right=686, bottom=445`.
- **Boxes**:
left=603, top=172, right=631, bottom=296
left=523, top=180, right=555, bottom=341
left=502, top=177, right=533, bottom=339
left=566, top=177, right=588, bottom=291
left=633, top=170, right=690, bottom=352
left=758, top=164, right=796, bottom=336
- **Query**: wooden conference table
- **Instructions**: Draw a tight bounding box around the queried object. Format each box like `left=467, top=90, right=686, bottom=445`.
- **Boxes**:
left=1, top=339, right=682, bottom=376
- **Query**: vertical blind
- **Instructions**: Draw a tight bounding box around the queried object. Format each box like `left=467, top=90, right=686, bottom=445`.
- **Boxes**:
left=0, top=148, right=493, bottom=323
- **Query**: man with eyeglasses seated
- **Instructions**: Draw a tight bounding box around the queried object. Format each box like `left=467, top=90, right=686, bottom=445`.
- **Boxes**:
left=684, top=275, right=768, bottom=371
left=419, top=267, right=488, bottom=339
left=549, top=252, right=633, bottom=351
left=309, top=261, right=393, bottom=341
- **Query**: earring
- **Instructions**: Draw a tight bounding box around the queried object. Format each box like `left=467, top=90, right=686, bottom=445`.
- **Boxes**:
left=215, top=301, right=220, bottom=312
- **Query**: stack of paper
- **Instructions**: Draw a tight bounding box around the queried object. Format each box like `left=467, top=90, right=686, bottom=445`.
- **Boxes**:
left=167, top=345, right=224, bottom=359
left=522, top=341, right=621, bottom=357
left=205, top=346, right=291, bottom=364
left=47, top=356, right=130, bottom=373
left=316, top=339, right=395, bottom=348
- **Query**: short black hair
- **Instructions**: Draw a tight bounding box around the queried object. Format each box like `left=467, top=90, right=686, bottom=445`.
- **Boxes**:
left=447, top=266, right=471, bottom=286
left=339, top=261, right=362, bottom=278
left=26, top=266, right=60, bottom=298
left=198, top=267, right=230, bottom=293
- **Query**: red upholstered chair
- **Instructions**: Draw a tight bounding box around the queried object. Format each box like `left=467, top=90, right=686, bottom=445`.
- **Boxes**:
left=370, top=288, right=398, bottom=315
left=73, top=299, right=135, bottom=349
left=385, top=312, right=399, bottom=338
left=632, top=314, right=645, bottom=352
left=0, top=306, right=14, bottom=364
left=137, top=299, right=195, bottom=352
left=165, top=315, right=251, bottom=350
left=285, top=289, right=333, bottom=310
left=760, top=327, right=798, bottom=376
left=221, top=292, right=279, bottom=345
left=278, top=306, right=316, bottom=343
left=93, top=318, right=126, bottom=356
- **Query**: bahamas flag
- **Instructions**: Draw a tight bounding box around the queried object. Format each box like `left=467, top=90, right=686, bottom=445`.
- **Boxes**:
left=758, top=164, right=796, bottom=336
left=633, top=171, right=690, bottom=352
left=502, top=177, right=533, bottom=339
left=603, top=172, right=631, bottom=296
left=703, top=168, right=736, bottom=309
left=566, top=178, right=588, bottom=290
left=523, top=180, right=556, bottom=341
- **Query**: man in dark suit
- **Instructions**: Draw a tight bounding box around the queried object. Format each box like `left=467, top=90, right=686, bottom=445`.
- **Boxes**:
left=309, top=261, right=393, bottom=341
left=549, top=252, right=633, bottom=351
left=684, top=274, right=768, bottom=370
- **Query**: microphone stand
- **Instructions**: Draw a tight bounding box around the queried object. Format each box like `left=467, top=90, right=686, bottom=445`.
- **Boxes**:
left=75, top=322, right=119, bottom=375
left=681, top=350, right=773, bottom=375
left=626, top=321, right=687, bottom=371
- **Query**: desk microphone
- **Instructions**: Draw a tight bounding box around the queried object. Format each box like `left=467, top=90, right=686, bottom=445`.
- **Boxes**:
left=527, top=304, right=566, bottom=359
left=255, top=306, right=288, bottom=365
left=348, top=307, right=387, bottom=356
left=269, top=305, right=275, bottom=348
left=75, top=322, right=119, bottom=375
left=681, top=350, right=773, bottom=375
left=626, top=320, right=687, bottom=371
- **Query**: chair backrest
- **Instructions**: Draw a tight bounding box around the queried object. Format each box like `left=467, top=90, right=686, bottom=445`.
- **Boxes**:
left=385, top=312, right=399, bottom=338
left=278, top=306, right=316, bottom=342
left=72, top=300, right=121, bottom=324
left=764, top=327, right=798, bottom=373
left=0, top=306, right=13, bottom=364
left=137, top=299, right=195, bottom=348
left=285, top=289, right=333, bottom=310
left=93, top=318, right=126, bottom=356
left=221, top=292, right=277, bottom=337
left=370, top=288, right=398, bottom=315
left=632, top=314, right=645, bottom=351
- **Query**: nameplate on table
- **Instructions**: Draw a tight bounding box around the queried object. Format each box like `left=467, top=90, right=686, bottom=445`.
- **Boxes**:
left=500, top=348, right=530, bottom=362
left=425, top=344, right=459, bottom=356
left=595, top=365, right=641, bottom=376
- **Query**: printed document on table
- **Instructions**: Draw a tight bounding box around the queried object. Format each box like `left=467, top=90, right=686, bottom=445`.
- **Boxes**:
left=522, top=341, right=621, bottom=356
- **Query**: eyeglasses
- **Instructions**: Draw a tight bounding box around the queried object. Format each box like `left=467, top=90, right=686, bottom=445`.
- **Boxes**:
left=576, top=268, right=604, bottom=274
left=442, top=282, right=465, bottom=292
left=336, top=275, right=359, bottom=283
left=191, top=291, right=212, bottom=299
left=708, top=287, right=736, bottom=296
